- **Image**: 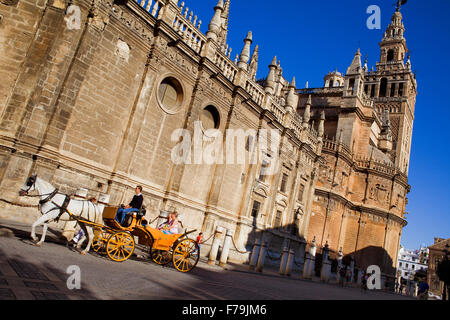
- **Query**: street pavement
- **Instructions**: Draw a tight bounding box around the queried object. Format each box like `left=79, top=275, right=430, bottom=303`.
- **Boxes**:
left=0, top=219, right=414, bottom=300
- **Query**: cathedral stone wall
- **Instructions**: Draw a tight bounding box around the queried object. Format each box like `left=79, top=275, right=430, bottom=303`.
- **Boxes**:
left=0, top=0, right=415, bottom=275
left=0, top=0, right=324, bottom=265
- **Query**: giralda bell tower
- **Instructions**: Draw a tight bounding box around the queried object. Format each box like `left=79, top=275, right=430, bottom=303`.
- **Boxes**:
left=364, top=4, right=418, bottom=175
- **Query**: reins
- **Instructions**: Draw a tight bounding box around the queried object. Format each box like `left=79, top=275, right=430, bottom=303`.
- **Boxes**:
left=0, top=190, right=59, bottom=209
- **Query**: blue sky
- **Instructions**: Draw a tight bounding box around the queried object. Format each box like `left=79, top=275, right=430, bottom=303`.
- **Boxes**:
left=188, top=0, right=450, bottom=249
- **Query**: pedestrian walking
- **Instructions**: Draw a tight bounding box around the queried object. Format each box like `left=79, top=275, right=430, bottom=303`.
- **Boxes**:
left=417, top=279, right=429, bottom=300
left=361, top=272, right=368, bottom=292
left=345, top=268, right=352, bottom=287
left=196, top=232, right=203, bottom=249
left=191, top=232, right=203, bottom=255
left=72, top=228, right=84, bottom=246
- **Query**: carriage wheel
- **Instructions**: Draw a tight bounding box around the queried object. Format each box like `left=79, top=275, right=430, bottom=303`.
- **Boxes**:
left=106, top=231, right=135, bottom=262
left=92, top=231, right=109, bottom=255
left=172, top=239, right=199, bottom=273
left=151, top=249, right=172, bottom=265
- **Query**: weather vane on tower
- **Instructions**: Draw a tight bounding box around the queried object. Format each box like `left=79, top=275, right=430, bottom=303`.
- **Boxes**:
left=396, top=0, right=408, bottom=11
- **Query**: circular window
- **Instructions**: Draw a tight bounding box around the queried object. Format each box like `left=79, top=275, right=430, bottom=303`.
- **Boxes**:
left=157, top=77, right=184, bottom=114
left=200, top=105, right=220, bottom=131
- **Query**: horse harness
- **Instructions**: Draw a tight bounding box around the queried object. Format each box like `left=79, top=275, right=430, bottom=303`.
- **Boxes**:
left=24, top=175, right=96, bottom=224
left=37, top=188, right=71, bottom=223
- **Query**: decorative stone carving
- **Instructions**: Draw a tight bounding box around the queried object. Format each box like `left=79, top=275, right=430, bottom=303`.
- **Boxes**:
left=89, top=0, right=109, bottom=31
left=165, top=47, right=199, bottom=79
left=116, top=39, right=130, bottom=62
left=1, top=0, right=19, bottom=6
left=369, top=183, right=389, bottom=203
left=111, top=4, right=153, bottom=43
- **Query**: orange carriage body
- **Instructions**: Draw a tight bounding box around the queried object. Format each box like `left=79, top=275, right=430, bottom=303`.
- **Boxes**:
left=101, top=207, right=184, bottom=250
left=94, top=207, right=199, bottom=271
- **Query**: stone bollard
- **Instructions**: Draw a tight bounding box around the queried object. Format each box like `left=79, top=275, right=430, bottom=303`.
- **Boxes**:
left=208, top=226, right=224, bottom=265
left=321, top=257, right=331, bottom=282
left=302, top=253, right=315, bottom=280
left=303, top=238, right=317, bottom=280
left=297, top=243, right=306, bottom=276
left=279, top=247, right=289, bottom=275
left=350, top=258, right=355, bottom=286
left=284, top=249, right=295, bottom=277
left=336, top=266, right=342, bottom=285
left=320, top=242, right=331, bottom=282
left=336, top=247, right=343, bottom=284
left=249, top=238, right=261, bottom=270
left=219, top=229, right=233, bottom=267
left=255, top=241, right=267, bottom=273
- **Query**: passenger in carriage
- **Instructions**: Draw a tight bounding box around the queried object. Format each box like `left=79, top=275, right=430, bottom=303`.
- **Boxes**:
left=115, top=186, right=144, bottom=226
left=158, top=211, right=179, bottom=235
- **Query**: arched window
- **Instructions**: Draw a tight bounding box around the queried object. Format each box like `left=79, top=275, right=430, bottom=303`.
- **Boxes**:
left=398, top=83, right=404, bottom=96
left=379, top=78, right=388, bottom=97
left=390, top=83, right=396, bottom=97
left=348, top=78, right=355, bottom=94
left=387, top=49, right=395, bottom=62
left=201, top=105, right=220, bottom=130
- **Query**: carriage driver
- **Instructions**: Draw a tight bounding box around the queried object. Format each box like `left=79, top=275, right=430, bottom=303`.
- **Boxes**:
left=115, top=186, right=144, bottom=226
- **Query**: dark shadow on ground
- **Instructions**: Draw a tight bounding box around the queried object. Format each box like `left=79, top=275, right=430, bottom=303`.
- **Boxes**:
left=0, top=246, right=97, bottom=300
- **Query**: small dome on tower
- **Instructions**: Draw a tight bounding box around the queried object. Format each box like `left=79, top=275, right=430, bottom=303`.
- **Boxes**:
left=324, top=70, right=344, bottom=88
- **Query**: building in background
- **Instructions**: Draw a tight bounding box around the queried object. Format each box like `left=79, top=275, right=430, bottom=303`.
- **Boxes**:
left=427, top=237, right=450, bottom=298
left=397, top=245, right=428, bottom=280
left=296, top=6, right=416, bottom=283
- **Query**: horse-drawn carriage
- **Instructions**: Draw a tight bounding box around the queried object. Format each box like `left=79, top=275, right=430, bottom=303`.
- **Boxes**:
left=89, top=207, right=200, bottom=273
left=18, top=175, right=199, bottom=273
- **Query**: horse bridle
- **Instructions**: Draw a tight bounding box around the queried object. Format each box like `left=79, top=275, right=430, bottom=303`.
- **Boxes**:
left=20, top=175, right=59, bottom=205
left=20, top=175, right=71, bottom=222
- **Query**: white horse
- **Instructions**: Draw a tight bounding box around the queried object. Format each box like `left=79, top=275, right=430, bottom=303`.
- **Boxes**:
left=18, top=174, right=101, bottom=254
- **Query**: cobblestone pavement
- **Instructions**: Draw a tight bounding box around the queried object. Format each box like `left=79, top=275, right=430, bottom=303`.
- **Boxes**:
left=0, top=219, right=414, bottom=300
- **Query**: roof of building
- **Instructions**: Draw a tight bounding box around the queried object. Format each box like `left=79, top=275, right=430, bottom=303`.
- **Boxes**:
left=428, top=238, right=450, bottom=251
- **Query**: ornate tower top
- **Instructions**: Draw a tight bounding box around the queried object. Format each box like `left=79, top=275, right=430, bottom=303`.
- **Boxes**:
left=379, top=8, right=407, bottom=65
left=346, top=48, right=363, bottom=75
left=396, top=0, right=408, bottom=12
left=237, top=31, right=253, bottom=71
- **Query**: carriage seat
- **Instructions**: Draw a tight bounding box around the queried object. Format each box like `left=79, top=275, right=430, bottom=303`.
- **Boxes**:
left=136, top=205, right=146, bottom=220
left=122, top=206, right=146, bottom=228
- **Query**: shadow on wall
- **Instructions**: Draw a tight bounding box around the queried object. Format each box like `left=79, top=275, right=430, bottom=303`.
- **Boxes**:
left=234, top=221, right=395, bottom=282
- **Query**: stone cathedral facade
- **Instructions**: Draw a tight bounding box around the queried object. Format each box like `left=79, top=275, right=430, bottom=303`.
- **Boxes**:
left=0, top=0, right=416, bottom=280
